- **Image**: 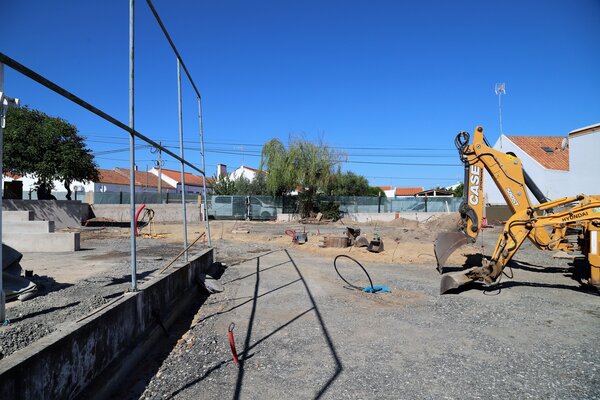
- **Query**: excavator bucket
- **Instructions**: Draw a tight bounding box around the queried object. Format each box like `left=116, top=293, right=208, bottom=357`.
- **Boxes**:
left=434, top=231, right=470, bottom=274
left=439, top=270, right=475, bottom=294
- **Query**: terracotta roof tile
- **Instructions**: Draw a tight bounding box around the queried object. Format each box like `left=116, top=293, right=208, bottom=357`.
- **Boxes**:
left=114, top=168, right=176, bottom=189
left=159, top=168, right=212, bottom=187
left=506, top=136, right=569, bottom=171
left=394, top=187, right=424, bottom=196
left=98, top=169, right=130, bottom=185
left=377, top=185, right=392, bottom=191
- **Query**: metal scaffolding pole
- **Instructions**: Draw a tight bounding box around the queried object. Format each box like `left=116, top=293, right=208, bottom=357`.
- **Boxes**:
left=0, top=64, right=5, bottom=321
left=177, top=59, right=188, bottom=261
left=0, top=53, right=205, bottom=177
left=198, top=97, right=211, bottom=247
left=0, top=63, right=20, bottom=322
left=129, top=0, right=137, bottom=290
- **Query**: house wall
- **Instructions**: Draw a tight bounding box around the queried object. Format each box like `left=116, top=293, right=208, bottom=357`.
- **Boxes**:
left=485, top=135, right=570, bottom=205
left=568, top=131, right=600, bottom=195
left=230, top=167, right=257, bottom=181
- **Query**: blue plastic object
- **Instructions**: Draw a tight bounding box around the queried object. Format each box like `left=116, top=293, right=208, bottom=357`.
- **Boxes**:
left=362, top=285, right=391, bottom=293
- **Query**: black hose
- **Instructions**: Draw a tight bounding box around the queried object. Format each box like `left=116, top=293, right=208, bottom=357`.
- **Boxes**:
left=333, top=255, right=376, bottom=291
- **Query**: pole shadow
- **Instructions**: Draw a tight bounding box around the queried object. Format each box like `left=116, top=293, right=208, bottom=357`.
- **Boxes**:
left=232, top=249, right=343, bottom=400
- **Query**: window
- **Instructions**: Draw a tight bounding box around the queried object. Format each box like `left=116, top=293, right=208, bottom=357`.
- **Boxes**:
left=541, top=146, right=554, bottom=153
left=215, top=196, right=230, bottom=204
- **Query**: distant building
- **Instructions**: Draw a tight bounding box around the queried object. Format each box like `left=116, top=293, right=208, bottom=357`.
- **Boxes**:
left=414, top=188, right=454, bottom=197
left=230, top=165, right=263, bottom=181
left=377, top=186, right=395, bottom=198
left=87, top=168, right=177, bottom=193
left=485, top=123, right=600, bottom=204
left=394, top=187, right=424, bottom=198
left=148, top=167, right=213, bottom=194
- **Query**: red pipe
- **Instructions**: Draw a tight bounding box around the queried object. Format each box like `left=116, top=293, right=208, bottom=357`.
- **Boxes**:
left=228, top=322, right=239, bottom=365
left=134, top=204, right=146, bottom=236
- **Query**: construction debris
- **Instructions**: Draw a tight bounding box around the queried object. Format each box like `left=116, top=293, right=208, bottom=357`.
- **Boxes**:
left=367, top=234, right=384, bottom=253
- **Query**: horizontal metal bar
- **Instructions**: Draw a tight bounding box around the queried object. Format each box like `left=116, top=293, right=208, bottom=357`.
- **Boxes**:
left=0, top=52, right=205, bottom=177
left=145, top=0, right=203, bottom=101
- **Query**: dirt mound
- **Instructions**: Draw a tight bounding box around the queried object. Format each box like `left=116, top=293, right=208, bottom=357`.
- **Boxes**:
left=424, top=213, right=460, bottom=232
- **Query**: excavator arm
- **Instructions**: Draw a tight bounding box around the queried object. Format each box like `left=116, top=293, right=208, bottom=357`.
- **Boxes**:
left=435, top=126, right=540, bottom=268
left=435, top=126, right=600, bottom=293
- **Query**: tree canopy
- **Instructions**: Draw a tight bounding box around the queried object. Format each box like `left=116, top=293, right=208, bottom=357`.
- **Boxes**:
left=4, top=106, right=99, bottom=200
left=259, top=137, right=346, bottom=216
left=212, top=173, right=267, bottom=195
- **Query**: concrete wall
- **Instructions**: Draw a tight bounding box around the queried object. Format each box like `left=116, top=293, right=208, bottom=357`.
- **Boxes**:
left=90, top=203, right=202, bottom=223
left=2, top=199, right=84, bottom=228
left=0, top=248, right=214, bottom=400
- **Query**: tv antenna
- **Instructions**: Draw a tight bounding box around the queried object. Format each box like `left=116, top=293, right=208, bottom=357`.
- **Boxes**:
left=495, top=83, right=506, bottom=135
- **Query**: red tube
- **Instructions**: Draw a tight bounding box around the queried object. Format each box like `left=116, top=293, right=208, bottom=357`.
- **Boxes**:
left=228, top=322, right=239, bottom=365
left=134, top=204, right=146, bottom=236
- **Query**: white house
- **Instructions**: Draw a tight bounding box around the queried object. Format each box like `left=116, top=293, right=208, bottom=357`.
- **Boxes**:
left=148, top=167, right=212, bottom=194
left=485, top=123, right=600, bottom=205
left=230, top=165, right=260, bottom=181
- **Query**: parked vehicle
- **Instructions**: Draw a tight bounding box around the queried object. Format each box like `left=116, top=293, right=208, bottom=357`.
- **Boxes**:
left=207, top=195, right=277, bottom=220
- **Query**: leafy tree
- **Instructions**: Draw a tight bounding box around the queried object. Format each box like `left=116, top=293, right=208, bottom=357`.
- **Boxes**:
left=212, top=172, right=269, bottom=196
left=212, top=174, right=236, bottom=195
left=4, top=106, right=99, bottom=200
left=451, top=182, right=464, bottom=197
left=366, top=186, right=385, bottom=196
left=328, top=171, right=371, bottom=196
left=260, top=137, right=345, bottom=217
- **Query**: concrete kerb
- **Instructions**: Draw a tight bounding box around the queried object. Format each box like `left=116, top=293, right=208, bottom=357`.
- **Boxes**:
left=0, top=248, right=214, bottom=400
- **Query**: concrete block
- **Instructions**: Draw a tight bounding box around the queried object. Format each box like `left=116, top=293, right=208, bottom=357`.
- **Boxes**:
left=3, top=232, right=80, bottom=252
left=2, top=210, right=34, bottom=222
left=3, top=220, right=55, bottom=233
left=2, top=200, right=84, bottom=228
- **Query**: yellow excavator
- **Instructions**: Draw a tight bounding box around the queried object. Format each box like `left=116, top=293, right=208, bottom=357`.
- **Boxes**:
left=435, top=126, right=600, bottom=294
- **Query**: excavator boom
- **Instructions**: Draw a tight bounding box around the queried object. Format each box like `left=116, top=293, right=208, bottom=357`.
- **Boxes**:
left=435, top=126, right=600, bottom=294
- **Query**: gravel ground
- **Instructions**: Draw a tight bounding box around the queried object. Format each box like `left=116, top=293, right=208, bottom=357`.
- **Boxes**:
left=2, top=218, right=598, bottom=399
left=114, top=224, right=600, bottom=399
left=0, top=228, right=188, bottom=359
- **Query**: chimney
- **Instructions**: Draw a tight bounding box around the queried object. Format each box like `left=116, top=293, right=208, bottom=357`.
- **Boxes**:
left=217, top=164, right=227, bottom=178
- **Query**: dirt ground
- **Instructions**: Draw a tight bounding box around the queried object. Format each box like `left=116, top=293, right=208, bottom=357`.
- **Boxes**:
left=1, top=214, right=599, bottom=399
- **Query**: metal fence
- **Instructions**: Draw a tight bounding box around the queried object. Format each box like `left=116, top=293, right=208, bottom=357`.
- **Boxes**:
left=204, top=195, right=462, bottom=220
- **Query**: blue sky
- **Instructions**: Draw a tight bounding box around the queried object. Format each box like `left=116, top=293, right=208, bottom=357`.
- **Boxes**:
left=3, top=0, right=599, bottom=188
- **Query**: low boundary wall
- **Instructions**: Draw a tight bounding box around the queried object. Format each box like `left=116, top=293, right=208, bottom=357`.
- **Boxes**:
left=2, top=200, right=84, bottom=228
left=90, top=203, right=202, bottom=223
left=0, top=248, right=214, bottom=399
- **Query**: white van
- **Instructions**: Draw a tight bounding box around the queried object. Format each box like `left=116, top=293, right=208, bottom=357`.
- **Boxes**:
left=207, top=196, right=277, bottom=220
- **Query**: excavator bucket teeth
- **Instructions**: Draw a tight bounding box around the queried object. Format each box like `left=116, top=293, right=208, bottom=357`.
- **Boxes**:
left=434, top=231, right=470, bottom=274
left=440, top=271, right=475, bottom=294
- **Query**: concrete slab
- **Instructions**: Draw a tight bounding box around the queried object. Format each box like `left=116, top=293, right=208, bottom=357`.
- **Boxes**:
left=2, top=210, right=34, bottom=222
left=3, top=232, right=80, bottom=252
left=2, top=220, right=54, bottom=233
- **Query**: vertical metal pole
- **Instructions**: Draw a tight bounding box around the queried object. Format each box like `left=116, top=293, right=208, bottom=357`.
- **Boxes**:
left=177, top=59, right=188, bottom=261
left=129, top=0, right=137, bottom=291
left=197, top=97, right=212, bottom=246
left=157, top=141, right=162, bottom=199
left=0, top=62, right=6, bottom=321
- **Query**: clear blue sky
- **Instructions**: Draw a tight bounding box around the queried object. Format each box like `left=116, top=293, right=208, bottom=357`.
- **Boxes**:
left=4, top=0, right=600, bottom=189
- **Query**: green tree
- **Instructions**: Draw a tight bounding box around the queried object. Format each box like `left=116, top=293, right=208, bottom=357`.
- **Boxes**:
left=4, top=107, right=99, bottom=200
left=328, top=171, right=371, bottom=196
left=451, top=182, right=464, bottom=197
left=260, top=137, right=345, bottom=217
left=212, top=174, right=236, bottom=195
